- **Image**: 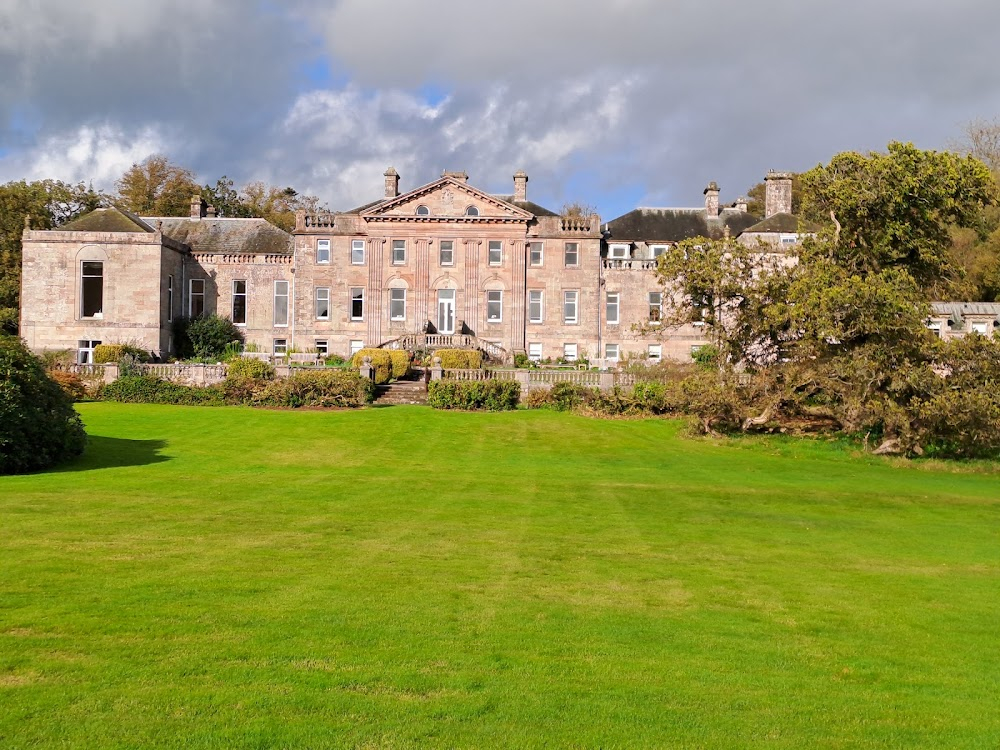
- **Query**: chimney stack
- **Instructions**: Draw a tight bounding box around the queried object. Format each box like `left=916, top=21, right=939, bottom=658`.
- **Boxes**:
left=513, top=170, right=528, bottom=202
left=703, top=181, right=720, bottom=218
left=442, top=170, right=468, bottom=184
left=765, top=170, right=793, bottom=218
left=384, top=167, right=400, bottom=199
left=735, top=196, right=748, bottom=213
left=190, top=195, right=206, bottom=219
left=206, top=205, right=217, bottom=218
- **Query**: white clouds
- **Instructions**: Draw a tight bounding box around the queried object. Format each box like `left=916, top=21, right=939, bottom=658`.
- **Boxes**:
left=0, top=123, right=171, bottom=187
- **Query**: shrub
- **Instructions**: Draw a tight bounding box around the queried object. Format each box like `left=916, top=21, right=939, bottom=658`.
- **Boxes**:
left=324, top=354, right=346, bottom=367
left=99, top=376, right=225, bottom=406
left=549, top=381, right=590, bottom=411
left=185, top=314, right=244, bottom=360
left=0, top=336, right=87, bottom=474
left=389, top=350, right=410, bottom=379
left=49, top=370, right=87, bottom=401
left=513, top=352, right=535, bottom=369
left=39, top=349, right=75, bottom=371
left=226, top=357, right=275, bottom=380
left=352, top=348, right=392, bottom=384
left=248, top=370, right=375, bottom=408
left=436, top=349, right=483, bottom=369
left=427, top=379, right=520, bottom=411
left=93, top=343, right=150, bottom=364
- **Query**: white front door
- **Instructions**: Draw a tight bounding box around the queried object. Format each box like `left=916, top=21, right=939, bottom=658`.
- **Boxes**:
left=437, top=290, right=455, bottom=334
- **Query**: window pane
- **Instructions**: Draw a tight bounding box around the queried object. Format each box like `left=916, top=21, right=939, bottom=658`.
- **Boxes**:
left=81, top=260, right=104, bottom=318
left=528, top=290, right=542, bottom=323
left=350, top=340, right=364, bottom=355
left=274, top=281, right=289, bottom=326
left=315, top=340, right=329, bottom=356
left=317, top=240, right=330, bottom=263
left=351, top=287, right=364, bottom=319
left=232, top=280, right=247, bottom=325
left=190, top=279, right=205, bottom=318
left=528, top=342, right=542, bottom=360
left=392, top=240, right=406, bottom=264
left=390, top=288, right=406, bottom=320
left=529, top=242, right=543, bottom=266
left=606, top=292, right=619, bottom=324
left=488, top=241, right=502, bottom=265
left=563, top=291, right=578, bottom=323
left=352, top=240, right=365, bottom=264
left=564, top=243, right=579, bottom=265
left=315, top=288, right=330, bottom=319
left=440, top=240, right=453, bottom=265
left=487, top=290, right=502, bottom=322
left=605, top=343, right=619, bottom=360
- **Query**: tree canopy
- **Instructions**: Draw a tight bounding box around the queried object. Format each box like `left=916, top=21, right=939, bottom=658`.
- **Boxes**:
left=115, top=155, right=200, bottom=216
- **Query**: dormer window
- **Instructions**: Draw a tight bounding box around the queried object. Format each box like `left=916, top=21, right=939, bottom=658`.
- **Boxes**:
left=609, top=244, right=629, bottom=260
left=416, top=205, right=430, bottom=216
left=465, top=206, right=479, bottom=216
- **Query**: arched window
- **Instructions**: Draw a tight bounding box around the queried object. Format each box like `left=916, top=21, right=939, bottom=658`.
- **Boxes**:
left=465, top=205, right=479, bottom=216
left=416, top=205, right=430, bottom=216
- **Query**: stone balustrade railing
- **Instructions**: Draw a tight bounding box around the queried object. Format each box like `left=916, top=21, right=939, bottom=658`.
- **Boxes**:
left=560, top=216, right=596, bottom=232
left=380, top=333, right=509, bottom=363
left=602, top=259, right=659, bottom=271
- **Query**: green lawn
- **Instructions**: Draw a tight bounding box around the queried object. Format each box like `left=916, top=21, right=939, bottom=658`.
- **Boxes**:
left=1, top=404, right=998, bottom=749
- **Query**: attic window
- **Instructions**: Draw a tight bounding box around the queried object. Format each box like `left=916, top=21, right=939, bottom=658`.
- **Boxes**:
left=416, top=205, right=430, bottom=216
left=609, top=244, right=629, bottom=259
left=465, top=206, right=479, bottom=216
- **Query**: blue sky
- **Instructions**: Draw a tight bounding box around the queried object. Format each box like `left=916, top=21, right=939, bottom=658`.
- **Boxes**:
left=2, top=0, right=1000, bottom=221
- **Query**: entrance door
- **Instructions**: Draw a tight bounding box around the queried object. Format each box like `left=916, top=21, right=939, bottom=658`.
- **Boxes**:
left=437, top=290, right=455, bottom=334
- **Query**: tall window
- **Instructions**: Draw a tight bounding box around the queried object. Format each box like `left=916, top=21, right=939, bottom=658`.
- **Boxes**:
left=528, top=342, right=542, bottom=361
left=648, top=291, right=662, bottom=323
left=528, top=290, right=543, bottom=323
left=167, top=275, right=173, bottom=322
left=488, top=240, right=502, bottom=266
left=390, top=288, right=406, bottom=321
left=563, top=290, right=579, bottom=324
left=440, top=240, right=454, bottom=265
left=350, top=287, right=364, bottom=320
left=189, top=278, right=205, bottom=318
left=529, top=242, right=543, bottom=266
left=232, top=280, right=247, bottom=325
left=351, top=239, right=365, bottom=264
left=564, top=242, right=579, bottom=266
left=315, top=287, right=330, bottom=320
left=273, top=281, right=289, bottom=326
left=81, top=261, right=103, bottom=318
left=486, top=290, right=503, bottom=322
left=392, top=240, right=406, bottom=265
left=606, top=292, right=620, bottom=325
left=317, top=239, right=331, bottom=264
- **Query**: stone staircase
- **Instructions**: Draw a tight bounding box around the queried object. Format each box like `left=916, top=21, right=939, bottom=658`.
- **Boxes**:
left=374, top=379, right=428, bottom=406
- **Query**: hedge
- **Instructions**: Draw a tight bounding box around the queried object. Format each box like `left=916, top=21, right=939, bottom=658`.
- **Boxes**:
left=99, top=376, right=225, bottom=406
left=0, top=336, right=87, bottom=474
left=435, top=349, right=483, bottom=369
left=352, top=348, right=392, bottom=384
left=389, top=350, right=410, bottom=379
left=427, top=379, right=520, bottom=411
left=226, top=357, right=275, bottom=380
left=93, top=343, right=150, bottom=364
left=245, top=370, right=375, bottom=408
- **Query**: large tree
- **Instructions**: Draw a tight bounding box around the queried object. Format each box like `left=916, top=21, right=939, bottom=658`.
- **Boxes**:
left=115, top=155, right=200, bottom=216
left=0, top=180, right=103, bottom=334
left=201, top=178, right=324, bottom=232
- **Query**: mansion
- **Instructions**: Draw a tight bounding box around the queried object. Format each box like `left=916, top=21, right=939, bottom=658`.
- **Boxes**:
left=23, top=167, right=991, bottom=366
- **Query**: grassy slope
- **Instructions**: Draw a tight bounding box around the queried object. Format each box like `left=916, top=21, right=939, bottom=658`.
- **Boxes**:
left=0, top=404, right=998, bottom=749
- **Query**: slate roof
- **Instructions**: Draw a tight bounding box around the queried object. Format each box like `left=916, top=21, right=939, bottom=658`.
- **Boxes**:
left=58, top=207, right=154, bottom=233
left=606, top=207, right=760, bottom=243
left=493, top=195, right=560, bottom=218
left=931, top=302, right=1000, bottom=321
left=143, top=217, right=293, bottom=255
left=742, top=212, right=822, bottom=234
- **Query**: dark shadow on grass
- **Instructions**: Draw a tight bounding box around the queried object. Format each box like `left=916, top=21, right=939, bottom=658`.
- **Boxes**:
left=51, top=436, right=170, bottom=473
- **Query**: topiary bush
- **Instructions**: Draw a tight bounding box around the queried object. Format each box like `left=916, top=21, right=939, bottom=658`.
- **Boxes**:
left=0, top=336, right=87, bottom=474
left=184, top=314, right=244, bottom=360
left=351, top=348, right=392, bottom=384
left=427, top=379, right=520, bottom=411
left=436, top=349, right=483, bottom=369
left=226, top=357, right=275, bottom=380
left=93, top=343, right=150, bottom=364
left=389, top=350, right=410, bottom=379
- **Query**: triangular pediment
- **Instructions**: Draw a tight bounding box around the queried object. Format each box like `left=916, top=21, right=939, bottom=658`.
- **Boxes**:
left=361, top=177, right=534, bottom=222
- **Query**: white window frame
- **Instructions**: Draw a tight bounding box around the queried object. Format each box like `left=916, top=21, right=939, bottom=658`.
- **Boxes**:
left=166, top=274, right=173, bottom=322
left=77, top=339, right=101, bottom=365
left=649, top=291, right=663, bottom=324
left=350, top=287, right=365, bottom=321
left=317, top=239, right=331, bottom=264
left=232, top=279, right=247, bottom=326
left=273, top=339, right=288, bottom=356
left=189, top=278, right=205, bottom=318
left=529, top=242, right=543, bottom=266
left=81, top=260, right=104, bottom=319
left=273, top=280, right=289, bottom=327
left=315, top=340, right=329, bottom=356
left=606, top=291, right=620, bottom=325
left=390, top=288, right=406, bottom=321
left=351, top=239, right=365, bottom=265
left=563, top=343, right=578, bottom=362
left=649, top=244, right=668, bottom=258
left=971, top=321, right=988, bottom=334
left=648, top=344, right=662, bottom=362
left=392, top=239, right=406, bottom=265
left=439, top=240, right=454, bottom=266
left=564, top=242, right=579, bottom=266
left=488, top=240, right=502, bottom=266
left=486, top=290, right=503, bottom=323
left=528, top=342, right=542, bottom=361
left=609, top=243, right=629, bottom=259
left=315, top=287, right=330, bottom=320
left=605, top=343, right=620, bottom=361
left=416, top=205, right=430, bottom=216
left=528, top=290, right=543, bottom=324
left=350, top=339, right=364, bottom=356
left=563, top=290, right=579, bottom=324
left=465, top=205, right=479, bottom=216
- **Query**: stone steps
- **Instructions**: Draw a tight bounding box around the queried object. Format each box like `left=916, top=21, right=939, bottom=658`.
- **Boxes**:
left=374, top=380, right=428, bottom=406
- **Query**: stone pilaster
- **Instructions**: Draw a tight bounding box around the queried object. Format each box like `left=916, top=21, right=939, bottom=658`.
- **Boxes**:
left=463, top=239, right=480, bottom=335
left=511, top=239, right=527, bottom=353
left=367, top=238, right=385, bottom=345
